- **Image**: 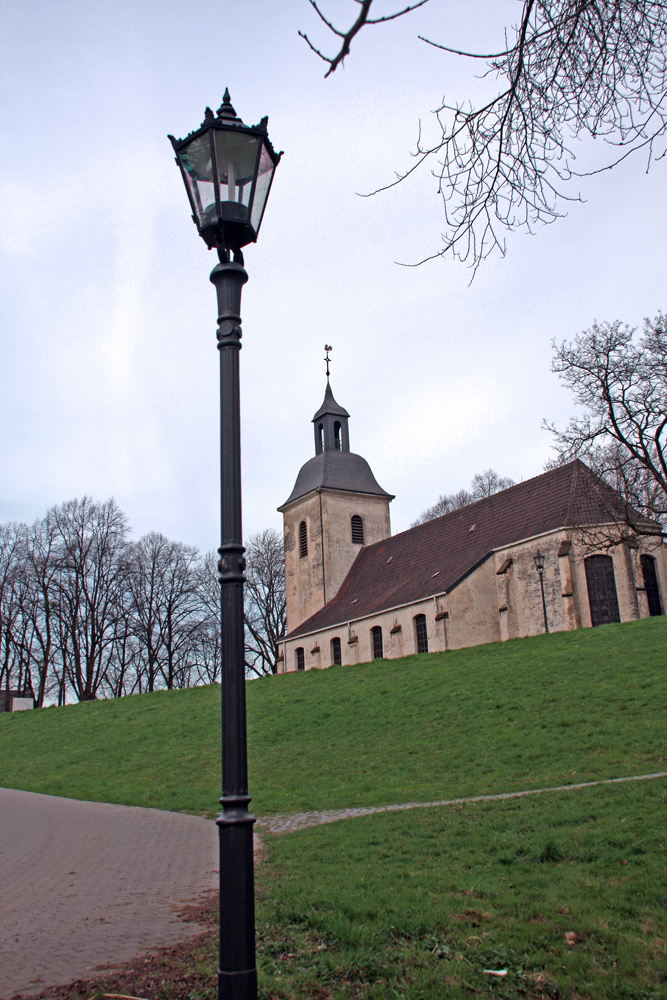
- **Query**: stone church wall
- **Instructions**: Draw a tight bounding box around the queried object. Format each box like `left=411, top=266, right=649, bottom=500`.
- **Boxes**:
left=320, top=490, right=392, bottom=606
left=283, top=493, right=325, bottom=633
left=280, top=530, right=666, bottom=675
left=282, top=488, right=391, bottom=633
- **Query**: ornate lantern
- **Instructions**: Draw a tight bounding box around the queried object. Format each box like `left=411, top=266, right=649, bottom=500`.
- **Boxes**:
left=169, top=89, right=282, bottom=257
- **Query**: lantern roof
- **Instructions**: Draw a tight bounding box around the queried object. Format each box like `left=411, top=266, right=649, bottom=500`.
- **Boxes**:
left=168, top=89, right=282, bottom=166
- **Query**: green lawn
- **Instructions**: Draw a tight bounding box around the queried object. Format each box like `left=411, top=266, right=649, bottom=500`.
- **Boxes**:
left=2, top=618, right=667, bottom=998
left=256, top=778, right=667, bottom=998
left=0, top=618, right=665, bottom=817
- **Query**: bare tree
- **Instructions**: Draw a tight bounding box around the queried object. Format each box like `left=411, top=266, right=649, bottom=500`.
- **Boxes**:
left=244, top=529, right=286, bottom=677
left=126, top=532, right=201, bottom=691
left=51, top=497, right=129, bottom=701
left=18, top=514, right=61, bottom=706
left=412, top=468, right=515, bottom=525
left=0, top=523, right=27, bottom=695
left=1, top=504, right=289, bottom=699
left=302, top=1, right=667, bottom=271
left=471, top=469, right=516, bottom=499
left=125, top=532, right=165, bottom=693
left=545, top=312, right=666, bottom=530
left=411, top=488, right=473, bottom=525
left=194, top=551, right=223, bottom=685
left=100, top=606, right=141, bottom=699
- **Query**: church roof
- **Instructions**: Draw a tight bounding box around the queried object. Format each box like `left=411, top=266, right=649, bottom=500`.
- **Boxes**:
left=278, top=450, right=394, bottom=509
left=312, top=383, right=350, bottom=421
left=287, top=460, right=651, bottom=638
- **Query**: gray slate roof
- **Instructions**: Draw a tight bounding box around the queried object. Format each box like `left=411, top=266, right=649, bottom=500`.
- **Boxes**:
left=279, top=451, right=394, bottom=510
left=312, top=383, right=350, bottom=421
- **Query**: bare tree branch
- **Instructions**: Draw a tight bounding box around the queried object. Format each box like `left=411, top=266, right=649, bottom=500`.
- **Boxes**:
left=302, top=1, right=667, bottom=273
left=299, top=0, right=431, bottom=77
left=545, top=311, right=667, bottom=532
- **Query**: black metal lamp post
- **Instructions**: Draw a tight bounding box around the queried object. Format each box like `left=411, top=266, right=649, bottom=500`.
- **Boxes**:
left=533, top=550, right=550, bottom=634
left=169, top=90, right=281, bottom=1000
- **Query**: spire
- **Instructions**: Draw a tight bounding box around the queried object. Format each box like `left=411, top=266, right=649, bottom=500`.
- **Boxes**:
left=312, top=379, right=350, bottom=455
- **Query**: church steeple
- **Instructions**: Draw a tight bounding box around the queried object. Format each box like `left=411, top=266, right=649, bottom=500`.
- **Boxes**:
left=279, top=365, right=393, bottom=634
left=312, top=382, right=350, bottom=454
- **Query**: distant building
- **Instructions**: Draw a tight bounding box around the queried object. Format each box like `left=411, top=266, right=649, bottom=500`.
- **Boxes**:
left=0, top=690, right=35, bottom=712
left=278, top=382, right=665, bottom=673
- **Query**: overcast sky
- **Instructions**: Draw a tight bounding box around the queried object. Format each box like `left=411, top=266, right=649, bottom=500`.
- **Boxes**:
left=1, top=0, right=665, bottom=553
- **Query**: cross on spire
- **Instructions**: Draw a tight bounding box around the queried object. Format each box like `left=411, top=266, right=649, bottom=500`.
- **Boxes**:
left=324, top=345, right=332, bottom=382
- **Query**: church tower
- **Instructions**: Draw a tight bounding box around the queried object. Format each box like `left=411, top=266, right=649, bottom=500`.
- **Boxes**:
left=278, top=377, right=394, bottom=633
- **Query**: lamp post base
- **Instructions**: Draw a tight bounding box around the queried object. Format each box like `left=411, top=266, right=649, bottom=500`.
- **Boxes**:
left=218, top=970, right=258, bottom=1000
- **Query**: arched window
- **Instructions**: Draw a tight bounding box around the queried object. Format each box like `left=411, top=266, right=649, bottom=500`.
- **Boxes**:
left=299, top=520, right=308, bottom=559
left=641, top=554, right=663, bottom=616
left=295, top=647, right=305, bottom=671
left=351, top=514, right=364, bottom=545
left=585, top=555, right=620, bottom=626
left=318, top=423, right=325, bottom=453
left=334, top=421, right=342, bottom=451
left=371, top=625, right=383, bottom=659
left=414, top=614, right=428, bottom=654
left=331, top=636, right=342, bottom=666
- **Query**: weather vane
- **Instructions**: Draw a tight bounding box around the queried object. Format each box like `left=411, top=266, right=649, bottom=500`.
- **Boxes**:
left=324, top=344, right=332, bottom=382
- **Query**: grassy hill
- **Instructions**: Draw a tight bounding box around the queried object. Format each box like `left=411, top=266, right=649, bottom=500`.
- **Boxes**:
left=0, top=618, right=665, bottom=817
left=2, top=618, right=666, bottom=999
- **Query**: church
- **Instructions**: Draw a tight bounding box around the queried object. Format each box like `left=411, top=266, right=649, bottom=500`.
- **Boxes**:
left=277, top=379, right=665, bottom=673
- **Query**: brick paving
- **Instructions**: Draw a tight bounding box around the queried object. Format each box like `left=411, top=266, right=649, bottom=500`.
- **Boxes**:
left=0, top=789, right=219, bottom=999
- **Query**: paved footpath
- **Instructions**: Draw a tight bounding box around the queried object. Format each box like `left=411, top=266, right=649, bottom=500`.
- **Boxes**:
left=0, top=789, right=219, bottom=999
left=256, top=771, right=667, bottom=835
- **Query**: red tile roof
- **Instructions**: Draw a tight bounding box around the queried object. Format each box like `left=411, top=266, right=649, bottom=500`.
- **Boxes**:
left=287, top=460, right=646, bottom=638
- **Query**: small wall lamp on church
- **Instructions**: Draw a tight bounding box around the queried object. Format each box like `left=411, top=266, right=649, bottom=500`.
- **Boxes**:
left=277, top=380, right=665, bottom=675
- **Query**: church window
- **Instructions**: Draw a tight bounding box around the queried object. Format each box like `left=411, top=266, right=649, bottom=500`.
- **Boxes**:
left=318, top=423, right=325, bottom=453
left=295, top=647, right=305, bottom=671
left=351, top=515, right=364, bottom=545
left=299, top=520, right=308, bottom=558
left=641, top=554, right=663, bottom=616
left=371, top=626, right=383, bottom=659
left=334, top=421, right=342, bottom=451
left=414, top=614, right=429, bottom=654
left=331, top=636, right=342, bottom=665
left=585, top=555, right=620, bottom=626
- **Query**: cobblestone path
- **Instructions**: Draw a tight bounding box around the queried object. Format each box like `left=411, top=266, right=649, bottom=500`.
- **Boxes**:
left=256, top=770, right=667, bottom=835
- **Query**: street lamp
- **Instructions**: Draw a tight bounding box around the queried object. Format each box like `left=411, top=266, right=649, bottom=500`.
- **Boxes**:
left=533, top=550, right=550, bottom=634
left=169, top=90, right=282, bottom=1000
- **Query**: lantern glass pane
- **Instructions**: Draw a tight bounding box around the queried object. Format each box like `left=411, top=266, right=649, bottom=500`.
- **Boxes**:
left=179, top=134, right=216, bottom=228
left=214, top=130, right=259, bottom=223
left=250, top=144, right=275, bottom=232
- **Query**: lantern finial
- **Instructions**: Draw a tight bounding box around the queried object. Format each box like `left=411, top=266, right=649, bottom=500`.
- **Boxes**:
left=217, top=88, right=239, bottom=120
